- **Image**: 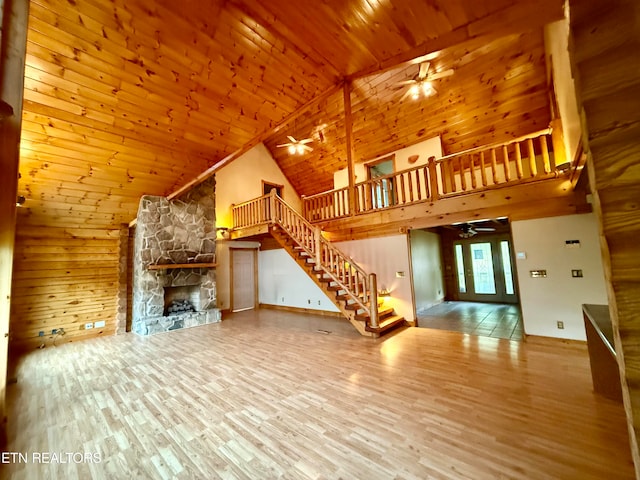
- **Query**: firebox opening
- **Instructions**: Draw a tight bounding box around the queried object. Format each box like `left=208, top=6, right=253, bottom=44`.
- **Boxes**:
left=164, top=285, right=200, bottom=316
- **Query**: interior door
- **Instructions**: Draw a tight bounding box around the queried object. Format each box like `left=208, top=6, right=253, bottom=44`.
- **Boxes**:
left=231, top=248, right=257, bottom=312
left=454, top=236, right=518, bottom=303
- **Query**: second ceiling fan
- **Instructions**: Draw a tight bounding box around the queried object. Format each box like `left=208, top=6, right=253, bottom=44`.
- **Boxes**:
left=397, top=62, right=454, bottom=101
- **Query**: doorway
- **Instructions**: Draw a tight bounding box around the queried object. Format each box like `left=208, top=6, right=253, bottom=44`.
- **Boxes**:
left=453, top=236, right=517, bottom=303
left=263, top=181, right=283, bottom=197
left=367, top=156, right=395, bottom=208
left=230, top=248, right=258, bottom=312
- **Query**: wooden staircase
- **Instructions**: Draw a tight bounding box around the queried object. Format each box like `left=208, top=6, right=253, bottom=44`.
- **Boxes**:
left=232, top=190, right=406, bottom=337
left=234, top=190, right=405, bottom=337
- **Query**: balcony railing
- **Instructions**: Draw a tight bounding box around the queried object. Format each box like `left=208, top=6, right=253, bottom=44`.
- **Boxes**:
left=303, top=128, right=563, bottom=222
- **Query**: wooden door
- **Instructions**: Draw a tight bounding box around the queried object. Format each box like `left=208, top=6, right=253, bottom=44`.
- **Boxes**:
left=231, top=248, right=257, bottom=312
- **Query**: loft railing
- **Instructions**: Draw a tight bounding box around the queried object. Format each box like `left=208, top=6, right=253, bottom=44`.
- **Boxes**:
left=303, top=128, right=562, bottom=222
left=232, top=191, right=379, bottom=328
left=232, top=194, right=271, bottom=229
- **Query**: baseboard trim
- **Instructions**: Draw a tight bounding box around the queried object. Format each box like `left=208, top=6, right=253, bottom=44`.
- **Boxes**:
left=259, top=303, right=343, bottom=318
left=523, top=334, right=586, bottom=346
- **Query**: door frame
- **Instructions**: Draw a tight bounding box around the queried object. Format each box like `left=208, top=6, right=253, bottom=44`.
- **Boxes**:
left=230, top=247, right=259, bottom=312
left=454, top=234, right=519, bottom=304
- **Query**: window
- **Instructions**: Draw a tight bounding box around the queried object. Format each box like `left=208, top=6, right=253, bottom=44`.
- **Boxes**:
left=367, top=156, right=395, bottom=208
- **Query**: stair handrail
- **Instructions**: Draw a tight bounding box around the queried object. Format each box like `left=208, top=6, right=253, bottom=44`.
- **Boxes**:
left=268, top=190, right=379, bottom=328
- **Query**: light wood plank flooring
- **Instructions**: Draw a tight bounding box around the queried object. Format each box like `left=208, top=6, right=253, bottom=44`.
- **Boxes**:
left=417, top=301, right=523, bottom=341
left=3, top=309, right=633, bottom=479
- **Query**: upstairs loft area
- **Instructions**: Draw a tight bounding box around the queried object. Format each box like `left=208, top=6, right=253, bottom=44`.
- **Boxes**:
left=231, top=126, right=586, bottom=239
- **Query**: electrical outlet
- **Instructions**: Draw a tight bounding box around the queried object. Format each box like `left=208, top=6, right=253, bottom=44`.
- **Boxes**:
left=85, top=322, right=94, bottom=330
left=557, top=321, right=564, bottom=330
left=318, top=300, right=321, bottom=305
left=95, top=320, right=105, bottom=328
left=52, top=329, right=58, bottom=335
left=38, top=331, right=44, bottom=337
left=307, top=299, right=311, bottom=304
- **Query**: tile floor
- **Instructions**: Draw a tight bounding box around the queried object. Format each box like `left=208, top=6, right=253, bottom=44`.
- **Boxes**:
left=417, top=301, right=523, bottom=341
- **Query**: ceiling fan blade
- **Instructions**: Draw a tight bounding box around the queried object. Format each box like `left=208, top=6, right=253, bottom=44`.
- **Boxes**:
left=400, top=87, right=414, bottom=102
left=299, top=138, right=313, bottom=144
left=287, top=135, right=296, bottom=143
left=418, top=62, right=429, bottom=80
left=428, top=69, right=454, bottom=80
left=276, top=143, right=294, bottom=148
left=303, top=145, right=313, bottom=152
left=475, top=227, right=496, bottom=232
left=395, top=80, right=417, bottom=86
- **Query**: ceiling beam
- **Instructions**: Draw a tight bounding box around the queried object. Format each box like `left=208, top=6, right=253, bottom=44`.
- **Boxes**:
left=347, top=0, right=566, bottom=81
left=167, top=81, right=343, bottom=199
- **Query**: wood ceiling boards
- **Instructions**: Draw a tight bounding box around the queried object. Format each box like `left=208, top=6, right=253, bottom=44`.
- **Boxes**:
left=16, top=0, right=564, bottom=231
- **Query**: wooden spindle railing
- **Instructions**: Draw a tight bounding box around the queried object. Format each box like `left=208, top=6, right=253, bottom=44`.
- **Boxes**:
left=232, top=193, right=272, bottom=229
left=300, top=129, right=558, bottom=222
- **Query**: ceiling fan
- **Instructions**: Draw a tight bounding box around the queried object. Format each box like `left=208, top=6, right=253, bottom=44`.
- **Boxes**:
left=277, top=135, right=313, bottom=155
left=397, top=62, right=454, bottom=101
left=458, top=223, right=496, bottom=238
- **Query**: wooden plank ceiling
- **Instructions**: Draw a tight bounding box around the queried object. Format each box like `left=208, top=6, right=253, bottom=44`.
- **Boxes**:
left=16, top=0, right=564, bottom=230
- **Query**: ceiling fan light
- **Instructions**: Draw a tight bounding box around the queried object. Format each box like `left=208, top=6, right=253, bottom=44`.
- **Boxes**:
left=421, top=81, right=434, bottom=95
left=296, top=144, right=304, bottom=155
left=409, top=85, right=419, bottom=96
left=288, top=145, right=296, bottom=155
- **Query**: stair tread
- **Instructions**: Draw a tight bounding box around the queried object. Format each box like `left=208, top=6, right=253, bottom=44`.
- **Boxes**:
left=355, top=306, right=393, bottom=320
left=366, top=315, right=406, bottom=334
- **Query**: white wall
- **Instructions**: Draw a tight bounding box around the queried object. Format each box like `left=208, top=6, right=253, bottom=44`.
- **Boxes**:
left=333, top=136, right=442, bottom=189
left=215, top=142, right=302, bottom=228
left=511, top=213, right=608, bottom=340
left=335, top=235, right=415, bottom=321
left=409, top=230, right=445, bottom=311
left=215, top=143, right=303, bottom=311
left=545, top=19, right=582, bottom=163
left=258, top=249, right=340, bottom=312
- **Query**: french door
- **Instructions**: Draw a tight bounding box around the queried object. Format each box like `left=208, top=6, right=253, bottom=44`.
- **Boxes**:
left=454, top=236, right=518, bottom=303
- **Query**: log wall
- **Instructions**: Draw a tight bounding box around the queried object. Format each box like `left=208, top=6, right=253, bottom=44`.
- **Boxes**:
left=10, top=227, right=119, bottom=352
left=569, top=0, right=640, bottom=475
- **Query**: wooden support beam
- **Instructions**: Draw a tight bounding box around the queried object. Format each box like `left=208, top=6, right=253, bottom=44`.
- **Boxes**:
left=165, top=83, right=343, bottom=201
left=0, top=0, right=30, bottom=443
left=343, top=82, right=356, bottom=216
left=347, top=0, right=565, bottom=81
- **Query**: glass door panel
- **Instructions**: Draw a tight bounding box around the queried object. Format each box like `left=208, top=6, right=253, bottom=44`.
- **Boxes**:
left=501, top=241, right=515, bottom=295
left=469, top=242, right=496, bottom=294
left=454, top=244, right=466, bottom=293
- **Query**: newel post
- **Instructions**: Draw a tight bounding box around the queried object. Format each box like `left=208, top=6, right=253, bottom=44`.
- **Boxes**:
left=427, top=156, right=440, bottom=201
left=269, top=189, right=277, bottom=224
left=550, top=118, right=567, bottom=169
left=369, top=273, right=379, bottom=329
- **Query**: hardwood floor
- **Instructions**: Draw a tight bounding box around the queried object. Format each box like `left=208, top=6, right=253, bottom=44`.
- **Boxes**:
left=417, top=301, right=523, bottom=341
left=3, top=309, right=633, bottom=479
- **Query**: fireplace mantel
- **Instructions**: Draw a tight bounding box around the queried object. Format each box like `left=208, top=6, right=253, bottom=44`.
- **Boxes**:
left=147, top=263, right=218, bottom=271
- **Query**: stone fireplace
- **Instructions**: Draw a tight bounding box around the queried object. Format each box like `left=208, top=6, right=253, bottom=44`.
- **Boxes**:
left=132, top=177, right=221, bottom=335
